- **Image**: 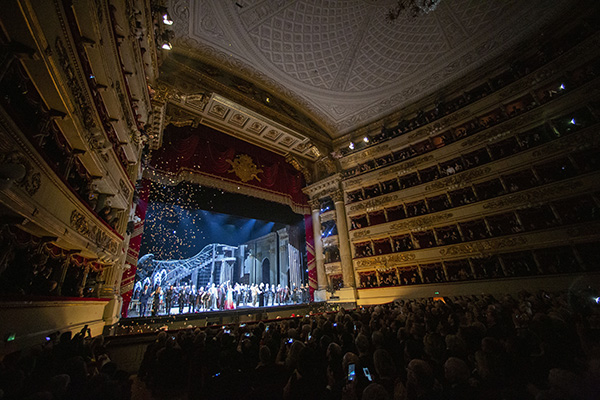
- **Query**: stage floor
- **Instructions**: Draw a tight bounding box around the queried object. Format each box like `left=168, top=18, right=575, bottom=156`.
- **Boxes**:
left=115, top=302, right=332, bottom=335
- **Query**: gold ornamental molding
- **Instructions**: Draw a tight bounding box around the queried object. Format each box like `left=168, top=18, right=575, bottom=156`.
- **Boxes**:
left=325, top=263, right=342, bottom=275
left=69, top=210, right=119, bottom=255
left=308, top=199, right=320, bottom=210
left=407, top=110, right=472, bottom=141
left=226, top=154, right=263, bottom=183
left=482, top=181, right=583, bottom=210
left=378, top=154, right=435, bottom=178
left=532, top=128, right=600, bottom=158
left=348, top=193, right=400, bottom=213
left=355, top=253, right=416, bottom=269
left=0, top=150, right=42, bottom=196
left=352, top=230, right=371, bottom=239
left=439, top=236, right=528, bottom=256
left=389, top=212, right=454, bottom=232
left=425, top=166, right=492, bottom=191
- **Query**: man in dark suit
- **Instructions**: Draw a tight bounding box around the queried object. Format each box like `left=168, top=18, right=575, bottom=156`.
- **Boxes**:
left=165, top=285, right=175, bottom=314
left=139, top=284, right=150, bottom=317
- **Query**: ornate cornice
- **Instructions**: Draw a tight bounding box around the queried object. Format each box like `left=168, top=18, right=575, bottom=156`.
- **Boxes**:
left=389, top=212, right=454, bottom=232
left=425, top=166, right=493, bottom=191
left=69, top=210, right=119, bottom=255
left=348, top=193, right=400, bottom=213
left=303, top=174, right=341, bottom=199
left=483, top=181, right=583, bottom=210
left=439, top=236, right=528, bottom=256
left=355, top=253, right=416, bottom=269
left=0, top=150, right=42, bottom=196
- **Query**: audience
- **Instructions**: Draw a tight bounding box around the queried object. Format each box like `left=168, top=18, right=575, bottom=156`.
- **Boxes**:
left=1, top=288, right=599, bottom=399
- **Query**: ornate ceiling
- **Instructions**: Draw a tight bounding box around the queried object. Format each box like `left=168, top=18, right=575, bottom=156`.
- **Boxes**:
left=164, top=0, right=572, bottom=145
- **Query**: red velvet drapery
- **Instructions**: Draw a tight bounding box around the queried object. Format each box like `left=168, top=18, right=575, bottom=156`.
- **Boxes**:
left=120, top=180, right=150, bottom=317
left=149, top=125, right=309, bottom=213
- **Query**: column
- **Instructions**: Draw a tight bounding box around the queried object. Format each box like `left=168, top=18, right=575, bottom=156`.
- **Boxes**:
left=332, top=190, right=357, bottom=291
left=309, top=199, right=327, bottom=293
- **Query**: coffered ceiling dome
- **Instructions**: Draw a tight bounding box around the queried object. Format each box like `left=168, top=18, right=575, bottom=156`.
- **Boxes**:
left=168, top=0, right=571, bottom=138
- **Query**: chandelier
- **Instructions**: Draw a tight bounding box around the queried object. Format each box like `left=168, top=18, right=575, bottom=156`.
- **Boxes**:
left=386, top=0, right=442, bottom=20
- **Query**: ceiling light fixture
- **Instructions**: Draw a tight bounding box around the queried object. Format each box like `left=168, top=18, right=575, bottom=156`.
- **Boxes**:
left=349, top=142, right=355, bottom=150
left=161, top=41, right=172, bottom=50
left=387, top=0, right=442, bottom=20
left=363, top=136, right=369, bottom=143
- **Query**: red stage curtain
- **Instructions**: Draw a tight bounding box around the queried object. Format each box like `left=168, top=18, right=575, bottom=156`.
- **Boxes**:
left=150, top=125, right=309, bottom=212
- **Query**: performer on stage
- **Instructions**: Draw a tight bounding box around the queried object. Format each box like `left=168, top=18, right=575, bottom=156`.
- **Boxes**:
left=258, top=283, right=265, bottom=307
left=151, top=285, right=162, bottom=316
left=139, top=284, right=150, bottom=316
left=209, top=283, right=218, bottom=310
left=178, top=285, right=187, bottom=314
left=165, top=285, right=175, bottom=314
left=225, top=281, right=235, bottom=310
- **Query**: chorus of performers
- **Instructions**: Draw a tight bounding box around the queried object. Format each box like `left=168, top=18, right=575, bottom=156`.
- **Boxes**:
left=132, top=281, right=310, bottom=317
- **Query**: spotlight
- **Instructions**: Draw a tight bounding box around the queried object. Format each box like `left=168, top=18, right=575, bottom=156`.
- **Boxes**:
left=162, top=13, right=173, bottom=25
left=161, top=41, right=172, bottom=50
left=349, top=142, right=355, bottom=150
left=559, top=83, right=565, bottom=90
left=570, top=118, right=576, bottom=125
left=363, top=136, right=369, bottom=143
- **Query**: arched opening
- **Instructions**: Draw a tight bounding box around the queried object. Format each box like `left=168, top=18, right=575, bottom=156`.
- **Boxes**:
left=262, top=258, right=271, bottom=285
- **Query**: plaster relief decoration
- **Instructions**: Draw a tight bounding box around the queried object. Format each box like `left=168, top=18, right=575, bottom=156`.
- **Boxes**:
left=294, top=141, right=311, bottom=152
left=247, top=121, right=266, bottom=135
left=230, top=112, right=249, bottom=128
left=325, top=263, right=342, bottom=275
left=168, top=0, right=569, bottom=136
left=352, top=230, right=371, bottom=239
left=226, top=154, right=263, bottom=182
left=184, top=93, right=210, bottom=112
left=383, top=155, right=434, bottom=177
left=264, top=129, right=283, bottom=141
left=0, top=151, right=41, bottom=196
left=54, top=38, right=96, bottom=132
left=119, top=179, right=131, bottom=200
left=425, top=166, right=492, bottom=191
left=280, top=136, right=298, bottom=147
left=349, top=194, right=399, bottom=213
left=390, top=213, right=453, bottom=232
left=165, top=104, right=203, bottom=128
left=439, top=236, right=528, bottom=256
left=482, top=181, right=583, bottom=210
left=208, top=103, right=228, bottom=119
left=356, top=253, right=416, bottom=269
left=70, top=210, right=119, bottom=255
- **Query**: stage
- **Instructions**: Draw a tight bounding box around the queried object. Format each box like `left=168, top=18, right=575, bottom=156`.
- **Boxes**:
left=114, top=301, right=343, bottom=336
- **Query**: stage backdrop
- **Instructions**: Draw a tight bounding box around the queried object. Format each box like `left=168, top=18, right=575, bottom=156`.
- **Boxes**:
left=146, top=125, right=310, bottom=214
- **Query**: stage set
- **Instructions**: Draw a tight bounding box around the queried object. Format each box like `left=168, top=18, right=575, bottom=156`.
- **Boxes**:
left=120, top=122, right=318, bottom=321
left=129, top=233, right=308, bottom=318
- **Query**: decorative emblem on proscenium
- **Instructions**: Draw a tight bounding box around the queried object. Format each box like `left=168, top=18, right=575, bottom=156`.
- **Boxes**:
left=226, top=154, right=263, bottom=182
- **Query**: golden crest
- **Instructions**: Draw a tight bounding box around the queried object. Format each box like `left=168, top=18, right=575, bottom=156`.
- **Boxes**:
left=226, top=154, right=263, bottom=182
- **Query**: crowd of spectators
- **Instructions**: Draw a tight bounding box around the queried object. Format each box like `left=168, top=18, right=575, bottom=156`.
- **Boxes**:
left=341, top=54, right=600, bottom=183
left=338, top=24, right=599, bottom=162
left=0, top=327, right=130, bottom=400
left=356, top=243, right=598, bottom=290
left=133, top=288, right=600, bottom=399
left=2, top=288, right=599, bottom=399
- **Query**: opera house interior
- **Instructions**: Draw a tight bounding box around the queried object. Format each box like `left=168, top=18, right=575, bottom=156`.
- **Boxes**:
left=1, top=0, right=600, bottom=399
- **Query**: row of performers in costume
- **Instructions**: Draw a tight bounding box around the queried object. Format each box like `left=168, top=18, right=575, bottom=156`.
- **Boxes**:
left=133, top=281, right=310, bottom=317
